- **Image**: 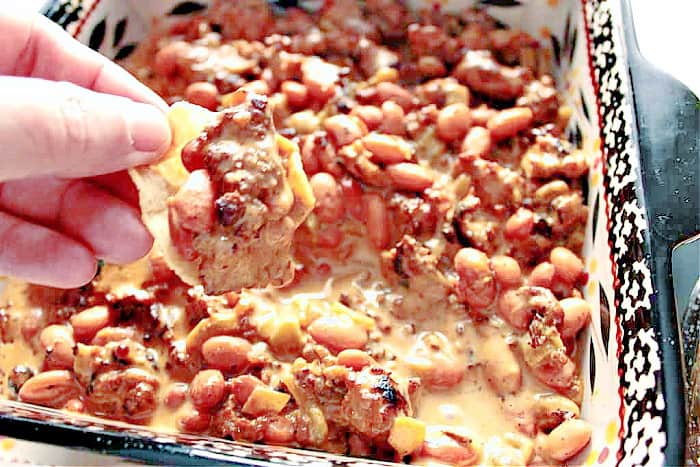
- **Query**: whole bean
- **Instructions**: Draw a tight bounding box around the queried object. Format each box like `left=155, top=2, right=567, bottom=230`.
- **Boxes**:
left=490, top=255, right=522, bottom=288
left=39, top=325, right=75, bottom=370
left=504, top=208, right=534, bottom=239
left=153, top=41, right=188, bottom=76
left=189, top=369, right=225, bottom=411
left=533, top=394, right=580, bottom=432
left=309, top=172, right=346, bottom=223
left=550, top=247, right=584, bottom=284
left=70, top=305, right=112, bottom=343
left=470, top=105, right=497, bottom=127
left=364, top=193, right=390, bottom=249
left=201, top=336, right=252, bottom=373
left=386, top=163, right=434, bottom=192
left=534, top=180, right=569, bottom=204
left=164, top=382, right=189, bottom=409
left=323, top=115, right=367, bottom=147
left=184, top=81, right=218, bottom=110
left=264, top=416, right=295, bottom=445
left=375, top=82, right=417, bottom=112
left=559, top=297, right=592, bottom=339
left=460, top=126, right=492, bottom=159
left=481, top=336, right=521, bottom=395
left=417, top=56, right=447, bottom=79
left=351, top=105, right=384, bottom=131
left=437, top=103, right=471, bottom=142
left=529, top=262, right=555, bottom=288
left=337, top=349, right=375, bottom=370
left=487, top=107, right=533, bottom=141
left=18, top=370, right=80, bottom=408
left=540, top=419, right=592, bottom=462
left=379, top=100, right=406, bottom=135
left=281, top=80, right=309, bottom=108
left=308, top=316, right=368, bottom=352
left=340, top=176, right=364, bottom=221
left=178, top=410, right=211, bottom=433
left=362, top=133, right=413, bottom=164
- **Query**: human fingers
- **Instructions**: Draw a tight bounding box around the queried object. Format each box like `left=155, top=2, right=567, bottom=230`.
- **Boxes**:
left=0, top=210, right=97, bottom=288
left=0, top=76, right=171, bottom=182
left=0, top=11, right=167, bottom=111
left=89, top=171, right=140, bottom=207
left=0, top=177, right=153, bottom=264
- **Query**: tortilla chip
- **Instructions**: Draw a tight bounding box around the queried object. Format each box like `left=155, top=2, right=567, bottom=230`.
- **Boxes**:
left=129, top=101, right=314, bottom=293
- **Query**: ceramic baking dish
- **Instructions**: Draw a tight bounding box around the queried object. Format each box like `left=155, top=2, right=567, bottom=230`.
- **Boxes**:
left=1, top=0, right=697, bottom=465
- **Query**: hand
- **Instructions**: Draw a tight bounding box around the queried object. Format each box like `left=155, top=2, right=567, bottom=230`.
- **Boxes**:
left=0, top=11, right=171, bottom=288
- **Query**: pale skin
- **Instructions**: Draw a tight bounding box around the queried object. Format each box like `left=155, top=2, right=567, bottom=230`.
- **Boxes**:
left=0, top=11, right=172, bottom=288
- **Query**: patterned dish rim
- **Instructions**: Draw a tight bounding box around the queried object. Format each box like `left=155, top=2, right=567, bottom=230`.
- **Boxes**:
left=0, top=0, right=696, bottom=465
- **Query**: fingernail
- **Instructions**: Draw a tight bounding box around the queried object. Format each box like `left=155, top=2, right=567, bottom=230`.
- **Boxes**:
left=127, top=103, right=172, bottom=154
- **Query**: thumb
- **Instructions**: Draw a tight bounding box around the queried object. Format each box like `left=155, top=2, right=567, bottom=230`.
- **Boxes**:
left=0, top=76, right=171, bottom=182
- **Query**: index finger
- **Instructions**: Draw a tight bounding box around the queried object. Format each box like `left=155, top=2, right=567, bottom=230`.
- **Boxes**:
left=0, top=11, right=167, bottom=112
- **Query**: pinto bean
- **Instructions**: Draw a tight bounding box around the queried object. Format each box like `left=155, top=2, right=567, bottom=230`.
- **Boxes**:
left=379, top=100, right=406, bottom=135
left=550, top=247, right=584, bottom=284
left=362, top=133, right=413, bottom=164
left=454, top=248, right=496, bottom=309
left=337, top=349, right=376, bottom=370
left=417, top=56, right=447, bottom=79
left=202, top=336, right=252, bottom=373
left=540, top=419, right=592, bottom=462
left=364, top=193, right=390, bottom=249
left=561, top=150, right=588, bottom=178
left=487, top=107, right=533, bottom=141
left=470, top=105, right=497, bottom=127
left=535, top=180, right=569, bottom=204
left=309, top=172, right=346, bottom=223
left=340, top=176, right=364, bottom=221
left=70, top=305, right=112, bottom=343
left=533, top=394, right=580, bottom=432
left=281, top=80, right=309, bottom=108
left=559, top=298, right=591, bottom=339
left=481, top=336, right=521, bottom=395
left=490, top=255, right=522, bottom=288
left=302, top=57, right=340, bottom=102
left=529, top=262, right=555, bottom=288
left=504, top=208, right=534, bottom=240
left=153, top=40, right=189, bottom=76
left=323, top=115, right=367, bottom=147
left=437, top=103, right=471, bottom=142
left=286, top=110, right=320, bottom=135
left=189, top=369, right=225, bottom=411
left=18, top=370, right=80, bottom=408
left=460, top=126, right=491, bottom=159
left=264, top=416, right=296, bottom=445
left=164, top=382, right=189, bottom=409
left=375, top=82, right=418, bottom=112
left=178, top=410, right=211, bottom=433
left=185, top=81, right=219, bottom=110
left=386, top=163, right=434, bottom=192
left=351, top=105, right=384, bottom=131
left=308, top=316, right=368, bottom=352
left=40, top=325, right=75, bottom=370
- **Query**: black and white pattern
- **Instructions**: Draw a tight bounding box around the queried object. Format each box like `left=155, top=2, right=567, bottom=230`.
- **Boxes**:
left=585, top=1, right=666, bottom=466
